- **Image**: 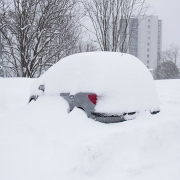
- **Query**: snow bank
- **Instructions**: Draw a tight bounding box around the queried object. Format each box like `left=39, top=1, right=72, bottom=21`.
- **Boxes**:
left=0, top=78, right=180, bottom=180
left=0, top=78, right=34, bottom=111
left=31, top=52, right=160, bottom=113
left=0, top=91, right=8, bottom=112
left=155, top=79, right=180, bottom=105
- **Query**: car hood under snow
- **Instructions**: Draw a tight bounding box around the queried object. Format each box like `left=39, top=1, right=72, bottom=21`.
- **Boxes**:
left=30, top=52, right=160, bottom=114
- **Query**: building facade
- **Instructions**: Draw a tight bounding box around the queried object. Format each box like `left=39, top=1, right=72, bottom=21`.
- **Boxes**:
left=128, top=16, right=162, bottom=70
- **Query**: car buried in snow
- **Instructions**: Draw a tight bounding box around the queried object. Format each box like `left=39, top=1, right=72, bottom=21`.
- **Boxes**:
left=29, top=52, right=160, bottom=123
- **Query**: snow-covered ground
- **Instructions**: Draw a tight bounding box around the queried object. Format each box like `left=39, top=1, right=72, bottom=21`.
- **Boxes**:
left=0, top=78, right=180, bottom=180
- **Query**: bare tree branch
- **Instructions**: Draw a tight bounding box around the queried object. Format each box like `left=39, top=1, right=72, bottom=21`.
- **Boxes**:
left=82, top=0, right=149, bottom=52
left=0, top=0, right=83, bottom=77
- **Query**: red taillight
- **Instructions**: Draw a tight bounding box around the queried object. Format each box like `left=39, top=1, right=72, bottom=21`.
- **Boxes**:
left=88, top=94, right=97, bottom=105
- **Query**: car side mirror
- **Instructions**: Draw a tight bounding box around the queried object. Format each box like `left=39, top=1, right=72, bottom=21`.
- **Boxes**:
left=38, top=85, right=45, bottom=91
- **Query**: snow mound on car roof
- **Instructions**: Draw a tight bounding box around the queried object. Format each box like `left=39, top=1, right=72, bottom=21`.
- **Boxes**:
left=31, top=52, right=160, bottom=113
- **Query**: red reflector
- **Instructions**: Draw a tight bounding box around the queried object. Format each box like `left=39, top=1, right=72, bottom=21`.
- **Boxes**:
left=88, top=94, right=97, bottom=105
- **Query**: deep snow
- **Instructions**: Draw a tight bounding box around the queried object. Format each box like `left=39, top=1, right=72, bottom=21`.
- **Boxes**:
left=0, top=78, right=180, bottom=180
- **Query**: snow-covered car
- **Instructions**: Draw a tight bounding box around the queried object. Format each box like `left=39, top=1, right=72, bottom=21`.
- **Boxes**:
left=29, top=52, right=160, bottom=123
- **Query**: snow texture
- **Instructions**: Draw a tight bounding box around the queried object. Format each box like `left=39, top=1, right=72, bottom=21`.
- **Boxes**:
left=0, top=78, right=180, bottom=180
left=30, top=52, right=160, bottom=113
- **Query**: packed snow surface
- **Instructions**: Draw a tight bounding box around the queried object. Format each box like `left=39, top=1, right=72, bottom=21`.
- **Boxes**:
left=0, top=78, right=180, bottom=180
left=31, top=52, right=160, bottom=113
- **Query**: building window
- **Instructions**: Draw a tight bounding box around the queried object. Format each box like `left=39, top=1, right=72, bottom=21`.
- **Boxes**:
left=148, top=31, right=150, bottom=34
left=147, top=66, right=149, bottom=68
left=148, top=25, right=150, bottom=28
left=147, top=54, right=149, bottom=57
left=148, top=19, right=150, bottom=22
left=147, top=48, right=149, bottom=52
left=147, top=43, right=150, bottom=46
left=147, top=60, right=149, bottom=63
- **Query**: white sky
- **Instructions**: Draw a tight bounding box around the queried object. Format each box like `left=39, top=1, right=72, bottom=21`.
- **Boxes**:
left=147, top=0, right=180, bottom=50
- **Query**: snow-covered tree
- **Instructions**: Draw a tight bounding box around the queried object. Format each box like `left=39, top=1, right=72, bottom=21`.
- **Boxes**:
left=160, top=44, right=180, bottom=66
left=0, top=0, right=82, bottom=77
left=154, top=61, right=179, bottom=80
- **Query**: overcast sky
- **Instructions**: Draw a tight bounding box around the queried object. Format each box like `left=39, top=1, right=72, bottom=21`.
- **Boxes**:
left=147, top=0, right=180, bottom=50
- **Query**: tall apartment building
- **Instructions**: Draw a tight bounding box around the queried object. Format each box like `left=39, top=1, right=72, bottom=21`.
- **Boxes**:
left=128, top=16, right=162, bottom=70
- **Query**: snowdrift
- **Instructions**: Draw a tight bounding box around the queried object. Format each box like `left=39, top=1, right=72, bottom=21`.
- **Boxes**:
left=0, top=78, right=180, bottom=180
